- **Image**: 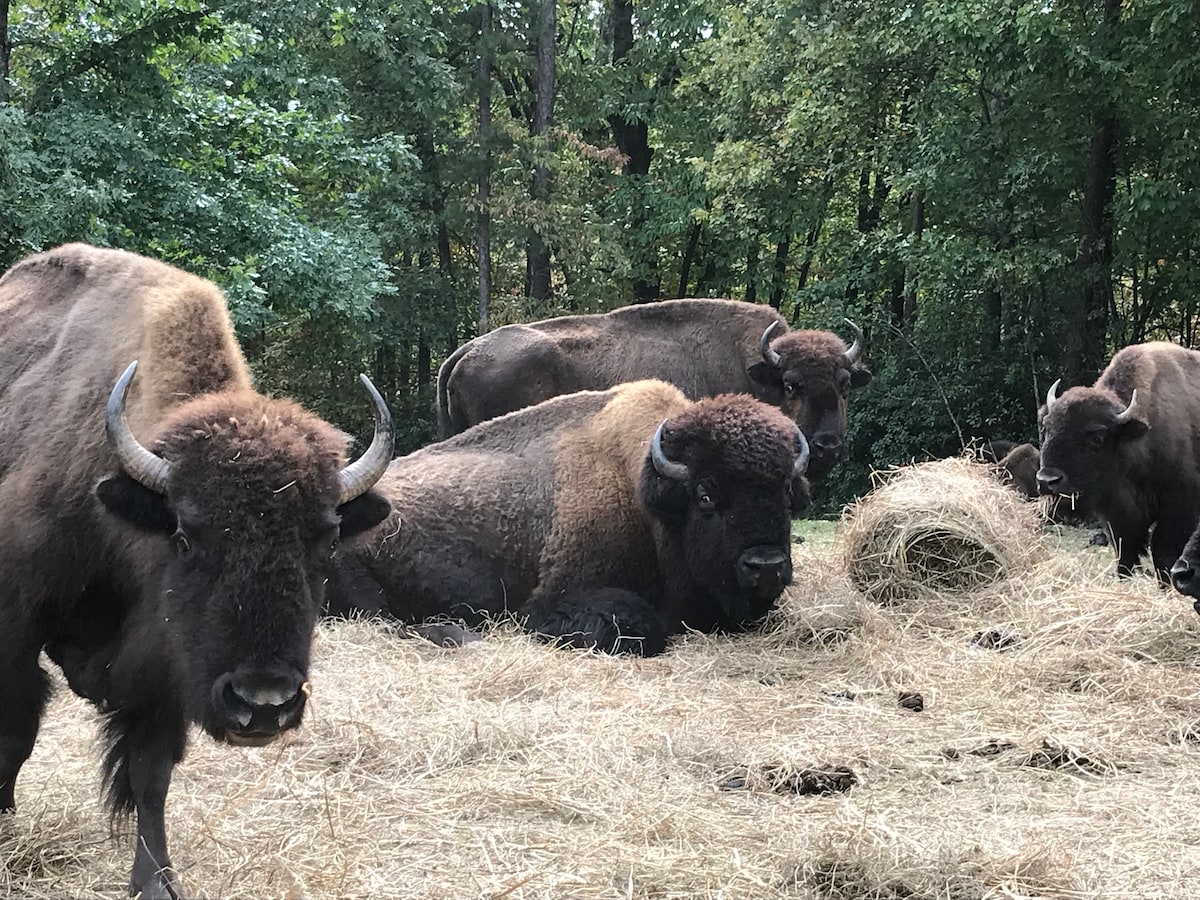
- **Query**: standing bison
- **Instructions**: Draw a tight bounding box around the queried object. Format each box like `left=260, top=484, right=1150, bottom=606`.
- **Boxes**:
left=1036, top=341, right=1200, bottom=578
left=435, top=298, right=870, bottom=480
left=330, top=380, right=811, bottom=655
left=0, top=244, right=393, bottom=899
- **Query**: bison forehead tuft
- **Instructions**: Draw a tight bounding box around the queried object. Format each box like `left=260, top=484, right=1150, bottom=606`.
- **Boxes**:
left=1044, top=387, right=1130, bottom=428
left=150, top=391, right=351, bottom=490
left=664, top=395, right=800, bottom=480
left=771, top=329, right=852, bottom=367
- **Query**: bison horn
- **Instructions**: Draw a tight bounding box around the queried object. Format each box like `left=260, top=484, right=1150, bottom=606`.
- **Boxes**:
left=759, top=321, right=783, bottom=368
left=106, top=361, right=172, bottom=495
left=1045, top=378, right=1061, bottom=414
left=650, top=421, right=690, bottom=481
left=338, top=374, right=395, bottom=504
left=844, top=318, right=864, bottom=364
left=793, top=425, right=810, bottom=478
left=1113, top=389, right=1139, bottom=426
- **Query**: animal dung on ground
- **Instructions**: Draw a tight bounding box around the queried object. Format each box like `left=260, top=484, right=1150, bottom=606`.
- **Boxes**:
left=897, top=691, right=924, bottom=712
left=719, top=764, right=858, bottom=796
left=841, top=457, right=1046, bottom=603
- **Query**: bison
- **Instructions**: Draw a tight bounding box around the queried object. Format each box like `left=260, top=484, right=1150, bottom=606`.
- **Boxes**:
left=1036, top=341, right=1200, bottom=578
left=330, top=379, right=811, bottom=655
left=435, top=298, right=871, bottom=480
left=993, top=442, right=1040, bottom=499
left=1169, top=523, right=1200, bottom=607
left=0, top=244, right=393, bottom=899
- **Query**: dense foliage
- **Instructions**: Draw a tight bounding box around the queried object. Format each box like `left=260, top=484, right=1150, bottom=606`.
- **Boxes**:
left=3, top=0, right=1198, bottom=509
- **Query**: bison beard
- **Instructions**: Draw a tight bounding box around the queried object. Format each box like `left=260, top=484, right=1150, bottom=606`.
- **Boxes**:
left=331, top=381, right=810, bottom=657
left=0, top=245, right=393, bottom=900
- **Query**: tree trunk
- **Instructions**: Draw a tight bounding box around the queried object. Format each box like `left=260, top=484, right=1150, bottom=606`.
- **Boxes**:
left=744, top=242, right=760, bottom=304
left=476, top=2, right=493, bottom=335
left=526, top=0, right=555, bottom=303
left=1065, top=0, right=1121, bottom=386
left=608, top=0, right=658, bottom=302
left=902, top=188, right=924, bottom=330
left=677, top=221, right=701, bottom=297
left=769, top=237, right=790, bottom=310
left=0, top=0, right=10, bottom=105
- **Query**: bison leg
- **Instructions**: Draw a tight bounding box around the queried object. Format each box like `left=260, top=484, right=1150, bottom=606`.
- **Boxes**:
left=104, top=706, right=188, bottom=900
left=521, top=588, right=670, bottom=657
left=0, top=646, right=50, bottom=812
left=1111, top=527, right=1150, bottom=578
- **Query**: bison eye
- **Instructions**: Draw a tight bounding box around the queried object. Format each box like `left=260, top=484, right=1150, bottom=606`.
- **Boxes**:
left=696, top=486, right=716, bottom=512
left=783, top=382, right=799, bottom=396
left=171, top=530, right=192, bottom=555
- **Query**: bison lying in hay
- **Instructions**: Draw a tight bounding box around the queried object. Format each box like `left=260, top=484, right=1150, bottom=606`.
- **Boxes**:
left=843, top=457, right=1047, bottom=603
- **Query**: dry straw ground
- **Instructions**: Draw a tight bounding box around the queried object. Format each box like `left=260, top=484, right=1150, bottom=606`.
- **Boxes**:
left=5, top=458, right=1200, bottom=899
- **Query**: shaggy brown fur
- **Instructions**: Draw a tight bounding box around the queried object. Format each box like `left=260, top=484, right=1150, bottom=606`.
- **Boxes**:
left=435, top=298, right=870, bottom=480
left=332, top=381, right=810, bottom=655
left=0, top=244, right=390, bottom=900
left=994, top=443, right=1040, bottom=499
left=1037, top=341, right=1200, bottom=579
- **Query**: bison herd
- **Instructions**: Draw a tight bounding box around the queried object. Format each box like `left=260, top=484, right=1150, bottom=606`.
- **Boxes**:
left=1, top=243, right=1197, bottom=897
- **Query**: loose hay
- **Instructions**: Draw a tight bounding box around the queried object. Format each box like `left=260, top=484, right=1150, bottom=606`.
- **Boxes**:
left=842, top=457, right=1047, bottom=603
left=6, top=523, right=1200, bottom=899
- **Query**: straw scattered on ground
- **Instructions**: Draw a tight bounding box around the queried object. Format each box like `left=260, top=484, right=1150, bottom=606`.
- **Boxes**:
left=5, top=465, right=1200, bottom=898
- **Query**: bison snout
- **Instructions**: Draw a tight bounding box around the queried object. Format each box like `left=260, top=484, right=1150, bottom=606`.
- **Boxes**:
left=211, top=667, right=308, bottom=745
left=737, top=547, right=793, bottom=593
left=1035, top=467, right=1065, bottom=495
left=811, top=432, right=843, bottom=458
left=1171, top=558, right=1199, bottom=597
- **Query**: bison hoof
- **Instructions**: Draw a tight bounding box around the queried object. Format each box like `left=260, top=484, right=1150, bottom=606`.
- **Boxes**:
left=406, top=623, right=483, bottom=648
left=129, top=867, right=182, bottom=900
left=523, top=588, right=669, bottom=657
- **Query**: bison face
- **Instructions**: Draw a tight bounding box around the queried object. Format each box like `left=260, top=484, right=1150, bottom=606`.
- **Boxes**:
left=94, top=363, right=392, bottom=746
left=748, top=322, right=871, bottom=481
left=1171, top=522, right=1200, bottom=607
left=1035, top=382, right=1148, bottom=509
left=638, top=398, right=811, bottom=626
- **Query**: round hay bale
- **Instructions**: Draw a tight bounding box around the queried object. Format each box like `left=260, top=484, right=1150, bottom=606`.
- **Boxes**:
left=842, top=456, right=1046, bottom=603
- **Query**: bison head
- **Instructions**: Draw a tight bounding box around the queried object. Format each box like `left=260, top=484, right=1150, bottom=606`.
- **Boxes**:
left=748, top=319, right=872, bottom=481
left=1035, top=379, right=1148, bottom=510
left=1170, top=523, right=1200, bottom=608
left=637, top=396, right=810, bottom=627
left=94, top=362, right=393, bottom=746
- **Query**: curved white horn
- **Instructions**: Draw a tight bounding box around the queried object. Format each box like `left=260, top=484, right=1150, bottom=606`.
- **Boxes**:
left=106, top=361, right=171, bottom=494
left=1113, top=389, right=1139, bottom=426
left=1045, top=378, right=1061, bottom=414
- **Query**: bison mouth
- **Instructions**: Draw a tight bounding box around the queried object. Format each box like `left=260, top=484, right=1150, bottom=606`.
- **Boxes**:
left=219, top=729, right=283, bottom=748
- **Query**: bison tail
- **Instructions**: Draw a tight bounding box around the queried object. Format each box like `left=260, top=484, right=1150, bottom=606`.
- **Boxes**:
left=435, top=340, right=475, bottom=440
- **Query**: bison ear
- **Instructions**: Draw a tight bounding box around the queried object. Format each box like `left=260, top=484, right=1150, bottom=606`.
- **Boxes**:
left=637, top=460, right=689, bottom=522
left=746, top=361, right=782, bottom=388
left=849, top=365, right=873, bottom=389
left=94, top=474, right=176, bottom=534
left=337, top=489, right=391, bottom=539
left=1116, top=417, right=1150, bottom=441
left=790, top=474, right=812, bottom=518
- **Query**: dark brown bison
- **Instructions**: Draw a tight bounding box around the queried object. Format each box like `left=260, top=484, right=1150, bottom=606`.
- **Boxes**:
left=435, top=298, right=871, bottom=480
left=1036, top=341, right=1200, bottom=578
left=0, top=244, right=393, bottom=899
left=331, top=380, right=811, bottom=655
left=1169, top=522, right=1200, bottom=606
left=993, top=443, right=1040, bottom=499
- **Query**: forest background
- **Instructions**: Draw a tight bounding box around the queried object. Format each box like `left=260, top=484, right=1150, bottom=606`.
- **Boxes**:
left=2, top=0, right=1197, bottom=511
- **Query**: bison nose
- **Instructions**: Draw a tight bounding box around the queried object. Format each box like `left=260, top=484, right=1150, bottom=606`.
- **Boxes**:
left=737, top=547, right=793, bottom=592
left=212, top=667, right=308, bottom=744
left=1171, top=559, right=1199, bottom=597
left=1036, top=468, right=1064, bottom=495
left=811, top=432, right=843, bottom=457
